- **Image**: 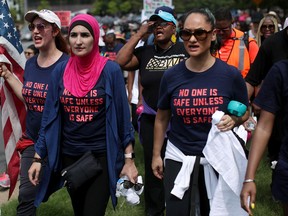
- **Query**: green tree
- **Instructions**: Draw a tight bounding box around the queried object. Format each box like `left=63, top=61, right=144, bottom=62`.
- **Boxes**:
left=107, top=0, right=118, bottom=15
left=91, top=0, right=106, bottom=15
left=37, top=0, right=51, bottom=10
left=119, top=1, right=132, bottom=14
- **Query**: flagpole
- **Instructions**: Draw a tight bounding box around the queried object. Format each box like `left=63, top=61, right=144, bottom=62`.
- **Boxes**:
left=24, top=0, right=28, bottom=13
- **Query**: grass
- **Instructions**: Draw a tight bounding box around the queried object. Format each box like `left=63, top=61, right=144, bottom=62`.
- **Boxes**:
left=0, top=134, right=283, bottom=215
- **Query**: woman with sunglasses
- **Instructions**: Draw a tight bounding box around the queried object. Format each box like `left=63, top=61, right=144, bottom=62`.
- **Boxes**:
left=28, top=14, right=138, bottom=215
left=152, top=8, right=249, bottom=216
left=116, top=6, right=188, bottom=216
left=256, top=15, right=279, bottom=47
left=0, top=9, right=69, bottom=215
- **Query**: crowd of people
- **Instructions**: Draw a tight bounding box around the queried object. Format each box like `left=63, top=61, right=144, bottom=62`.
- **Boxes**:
left=0, top=4, right=288, bottom=216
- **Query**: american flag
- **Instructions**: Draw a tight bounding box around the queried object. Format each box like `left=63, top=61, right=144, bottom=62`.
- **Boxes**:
left=0, top=0, right=27, bottom=198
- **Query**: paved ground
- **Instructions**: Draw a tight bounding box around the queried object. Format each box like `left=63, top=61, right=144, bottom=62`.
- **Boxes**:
left=0, top=181, right=19, bottom=207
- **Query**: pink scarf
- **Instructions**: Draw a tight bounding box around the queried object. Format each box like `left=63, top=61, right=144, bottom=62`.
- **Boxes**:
left=63, top=14, right=108, bottom=97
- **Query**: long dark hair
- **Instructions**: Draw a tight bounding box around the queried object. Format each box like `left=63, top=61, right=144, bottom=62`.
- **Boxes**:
left=52, top=24, right=70, bottom=55
left=183, top=8, right=218, bottom=54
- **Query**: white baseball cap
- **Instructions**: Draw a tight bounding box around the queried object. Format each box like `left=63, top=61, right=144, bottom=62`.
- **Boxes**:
left=25, top=9, right=61, bottom=29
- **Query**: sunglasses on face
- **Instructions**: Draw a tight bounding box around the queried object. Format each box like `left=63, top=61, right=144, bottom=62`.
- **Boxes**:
left=179, top=29, right=213, bottom=41
left=28, top=23, right=47, bottom=31
left=215, top=26, right=231, bottom=33
left=260, top=24, right=275, bottom=31
left=123, top=180, right=143, bottom=191
left=153, top=21, right=174, bottom=28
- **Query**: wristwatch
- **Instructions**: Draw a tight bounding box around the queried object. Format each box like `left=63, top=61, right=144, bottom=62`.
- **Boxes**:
left=124, top=152, right=135, bottom=159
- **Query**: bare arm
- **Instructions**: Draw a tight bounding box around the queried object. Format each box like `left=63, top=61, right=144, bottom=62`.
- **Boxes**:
left=0, top=63, right=24, bottom=102
left=152, top=109, right=171, bottom=179
left=127, top=71, right=135, bottom=104
left=246, top=81, right=255, bottom=100
left=137, top=73, right=143, bottom=106
left=116, top=22, right=154, bottom=71
left=240, top=110, right=275, bottom=214
left=121, top=143, right=138, bottom=183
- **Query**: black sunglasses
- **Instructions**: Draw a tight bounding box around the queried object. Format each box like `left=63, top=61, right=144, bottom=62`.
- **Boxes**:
left=123, top=180, right=143, bottom=191
left=260, top=24, right=275, bottom=30
left=179, top=29, right=213, bottom=41
left=28, top=23, right=47, bottom=32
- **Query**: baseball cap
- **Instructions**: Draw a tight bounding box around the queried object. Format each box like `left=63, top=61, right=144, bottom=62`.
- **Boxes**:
left=25, top=9, right=61, bottom=29
left=149, top=6, right=177, bottom=25
left=115, top=31, right=126, bottom=43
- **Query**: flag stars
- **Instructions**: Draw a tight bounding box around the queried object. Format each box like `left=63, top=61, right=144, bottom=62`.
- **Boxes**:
left=1, top=2, right=23, bottom=53
left=7, top=32, right=12, bottom=39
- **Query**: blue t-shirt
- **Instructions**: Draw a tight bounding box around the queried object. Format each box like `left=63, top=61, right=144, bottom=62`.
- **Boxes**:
left=22, top=54, right=69, bottom=142
left=158, top=59, right=249, bottom=155
left=253, top=60, right=288, bottom=161
left=100, top=43, right=123, bottom=61
left=59, top=72, right=106, bottom=156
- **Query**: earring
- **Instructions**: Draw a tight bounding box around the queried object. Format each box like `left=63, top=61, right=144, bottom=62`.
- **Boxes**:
left=171, top=34, right=177, bottom=43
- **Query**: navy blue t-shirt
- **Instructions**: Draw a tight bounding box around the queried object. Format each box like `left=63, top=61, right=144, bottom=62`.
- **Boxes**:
left=158, top=59, right=249, bottom=155
left=59, top=72, right=106, bottom=156
left=22, top=54, right=69, bottom=142
left=100, top=43, right=123, bottom=61
left=253, top=60, right=288, bottom=161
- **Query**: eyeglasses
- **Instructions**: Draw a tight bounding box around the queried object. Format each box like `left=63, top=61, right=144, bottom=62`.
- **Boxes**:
left=179, top=29, right=213, bottom=41
left=215, top=26, right=231, bottom=33
left=123, top=180, right=143, bottom=191
left=153, top=21, right=174, bottom=28
left=260, top=24, right=275, bottom=30
left=28, top=23, right=47, bottom=31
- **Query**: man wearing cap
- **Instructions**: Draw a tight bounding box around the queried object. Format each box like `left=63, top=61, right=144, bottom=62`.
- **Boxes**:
left=101, top=30, right=124, bottom=61
left=116, top=6, right=188, bottom=216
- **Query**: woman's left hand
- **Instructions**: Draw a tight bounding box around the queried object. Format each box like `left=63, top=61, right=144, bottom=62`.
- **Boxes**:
left=120, top=159, right=138, bottom=183
left=217, top=114, right=236, bottom=131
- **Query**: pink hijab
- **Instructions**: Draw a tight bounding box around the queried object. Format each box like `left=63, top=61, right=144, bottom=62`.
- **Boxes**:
left=63, top=14, right=108, bottom=97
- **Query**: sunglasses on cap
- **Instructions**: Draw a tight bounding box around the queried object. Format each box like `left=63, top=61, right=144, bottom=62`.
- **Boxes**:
left=28, top=23, right=47, bottom=31
left=260, top=24, right=275, bottom=30
left=123, top=180, right=143, bottom=191
left=179, top=29, right=213, bottom=41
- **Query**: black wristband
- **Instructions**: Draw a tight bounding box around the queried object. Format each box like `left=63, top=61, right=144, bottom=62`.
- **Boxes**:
left=32, top=157, right=42, bottom=164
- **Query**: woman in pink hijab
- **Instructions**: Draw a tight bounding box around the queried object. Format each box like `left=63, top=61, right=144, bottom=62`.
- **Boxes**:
left=28, top=14, right=138, bottom=215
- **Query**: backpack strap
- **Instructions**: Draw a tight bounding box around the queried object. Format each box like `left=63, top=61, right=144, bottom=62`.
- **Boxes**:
left=242, top=31, right=249, bottom=51
left=238, top=32, right=249, bottom=72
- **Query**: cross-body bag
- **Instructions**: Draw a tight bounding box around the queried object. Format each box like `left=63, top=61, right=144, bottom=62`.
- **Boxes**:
left=61, top=151, right=103, bottom=191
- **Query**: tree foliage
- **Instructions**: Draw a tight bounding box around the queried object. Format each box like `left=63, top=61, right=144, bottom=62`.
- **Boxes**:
left=89, top=0, right=287, bottom=17
left=37, top=0, right=51, bottom=11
